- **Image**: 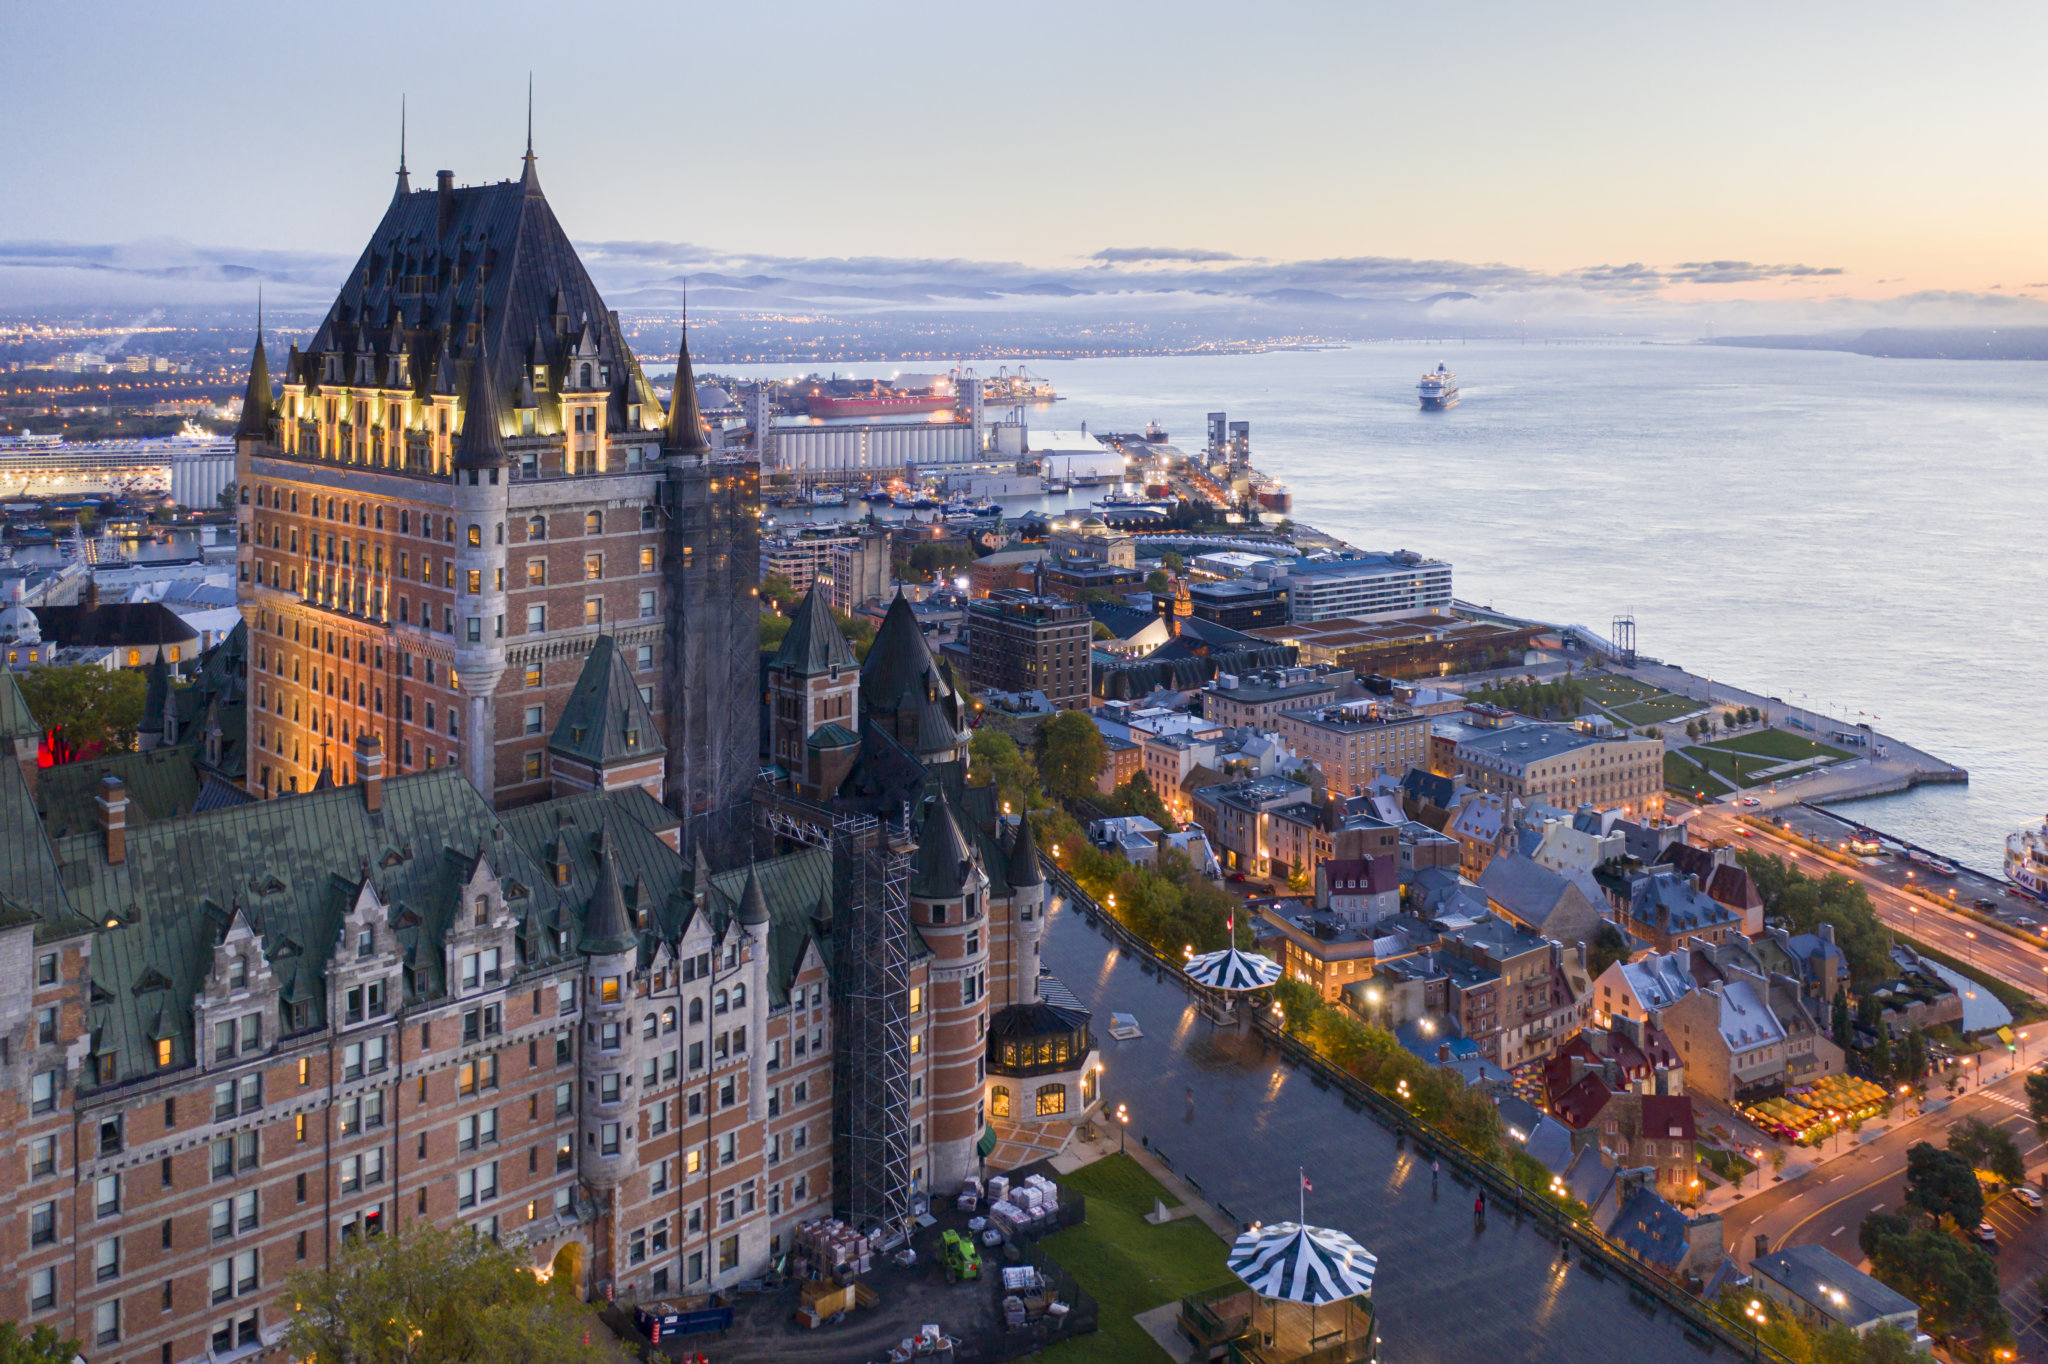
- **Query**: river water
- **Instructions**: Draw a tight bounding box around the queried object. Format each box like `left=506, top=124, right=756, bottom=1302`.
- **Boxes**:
left=732, top=343, right=2046, bottom=872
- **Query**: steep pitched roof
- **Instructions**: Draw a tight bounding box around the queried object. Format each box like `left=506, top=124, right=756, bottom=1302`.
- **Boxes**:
left=32, top=602, right=199, bottom=649
left=235, top=332, right=272, bottom=441
left=549, top=636, right=664, bottom=766
left=580, top=840, right=637, bottom=955
left=910, top=791, right=980, bottom=901
left=861, top=593, right=947, bottom=713
left=663, top=310, right=710, bottom=453
left=454, top=338, right=508, bottom=468
left=770, top=585, right=855, bottom=677
left=0, top=668, right=39, bottom=742
left=1005, top=813, right=1044, bottom=889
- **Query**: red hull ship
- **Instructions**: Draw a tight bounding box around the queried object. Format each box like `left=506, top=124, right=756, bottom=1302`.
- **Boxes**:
left=806, top=393, right=954, bottom=419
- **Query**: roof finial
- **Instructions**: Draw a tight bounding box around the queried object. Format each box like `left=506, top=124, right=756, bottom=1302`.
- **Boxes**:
left=394, top=96, right=411, bottom=199
left=256, top=282, right=263, bottom=340
left=525, top=73, right=534, bottom=161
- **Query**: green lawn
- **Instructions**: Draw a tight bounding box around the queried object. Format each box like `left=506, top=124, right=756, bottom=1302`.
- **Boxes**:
left=1039, top=1154, right=1231, bottom=1364
left=1666, top=750, right=1734, bottom=797
left=1679, top=744, right=1781, bottom=790
left=1610, top=693, right=1707, bottom=725
left=1579, top=672, right=1663, bottom=706
left=1699, top=729, right=1852, bottom=763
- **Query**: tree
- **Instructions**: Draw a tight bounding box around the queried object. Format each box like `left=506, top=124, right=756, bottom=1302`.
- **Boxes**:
left=1831, top=988, right=1853, bottom=1045
left=1859, top=1210, right=2008, bottom=1345
left=216, top=480, right=239, bottom=512
left=16, top=663, right=148, bottom=757
left=1099, top=771, right=1177, bottom=831
left=1736, top=850, right=1892, bottom=987
left=1145, top=569, right=1171, bottom=593
left=1725, top=709, right=1740, bottom=730
left=968, top=728, right=1041, bottom=812
left=1588, top=923, right=1629, bottom=978
left=0, top=1322, right=82, bottom=1364
left=1870, top=1025, right=1892, bottom=1080
left=1947, top=1117, right=2027, bottom=1186
left=1160, top=551, right=1184, bottom=573
left=2027, top=1068, right=2048, bottom=1142
left=1034, top=710, right=1107, bottom=802
left=1901, top=1024, right=1928, bottom=1083
left=760, top=572, right=798, bottom=613
left=283, top=1224, right=620, bottom=1364
left=1903, top=1141, right=1983, bottom=1229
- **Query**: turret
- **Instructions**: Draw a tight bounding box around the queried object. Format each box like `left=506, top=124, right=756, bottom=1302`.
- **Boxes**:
left=1004, top=814, right=1048, bottom=1006
left=579, top=838, right=640, bottom=1192
left=452, top=344, right=509, bottom=800
left=736, top=868, right=772, bottom=1122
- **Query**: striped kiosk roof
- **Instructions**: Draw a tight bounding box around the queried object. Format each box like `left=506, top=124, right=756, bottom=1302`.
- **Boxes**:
left=1227, top=1221, right=1378, bottom=1305
left=1184, top=946, right=1282, bottom=992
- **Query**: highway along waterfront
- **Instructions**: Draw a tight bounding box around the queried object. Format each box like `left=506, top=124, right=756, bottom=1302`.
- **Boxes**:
left=1043, top=896, right=1710, bottom=1364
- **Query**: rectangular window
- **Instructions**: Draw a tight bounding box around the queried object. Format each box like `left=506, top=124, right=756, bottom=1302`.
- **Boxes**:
left=31, top=1068, right=58, bottom=1113
left=31, top=1200, right=56, bottom=1245
left=30, top=1267, right=54, bottom=1312
left=96, top=1173, right=121, bottom=1217
left=639, top=589, right=656, bottom=618
left=584, top=598, right=602, bottom=626
left=527, top=604, right=545, bottom=632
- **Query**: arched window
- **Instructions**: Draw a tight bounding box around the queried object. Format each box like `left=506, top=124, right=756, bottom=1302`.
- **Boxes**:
left=714, top=990, right=728, bottom=1015
left=1035, top=1083, right=1067, bottom=1117
left=688, top=998, right=703, bottom=1025
left=732, top=983, right=746, bottom=1009
left=642, top=1014, right=657, bottom=1040
left=990, top=1085, right=1011, bottom=1120
left=661, top=1008, right=676, bottom=1033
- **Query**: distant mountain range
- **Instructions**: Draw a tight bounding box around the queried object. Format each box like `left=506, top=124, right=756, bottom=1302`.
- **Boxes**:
left=1715, top=327, right=2048, bottom=360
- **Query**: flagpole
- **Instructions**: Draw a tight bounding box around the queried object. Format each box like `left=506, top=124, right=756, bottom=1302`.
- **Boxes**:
left=1299, top=1167, right=1306, bottom=1224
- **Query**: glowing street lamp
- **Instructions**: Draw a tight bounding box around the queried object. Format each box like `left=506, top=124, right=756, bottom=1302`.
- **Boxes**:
left=1115, top=1102, right=1130, bottom=1154
left=1744, top=1298, right=1769, bottom=1360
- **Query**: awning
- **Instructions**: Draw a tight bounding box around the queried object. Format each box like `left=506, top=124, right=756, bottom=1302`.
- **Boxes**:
left=977, top=1124, right=997, bottom=1159
left=1732, top=1059, right=1782, bottom=1083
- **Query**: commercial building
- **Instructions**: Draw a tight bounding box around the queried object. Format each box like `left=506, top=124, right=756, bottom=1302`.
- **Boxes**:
left=1201, top=669, right=1342, bottom=728
left=1451, top=723, right=1664, bottom=817
left=768, top=420, right=982, bottom=482
left=1750, top=1245, right=1923, bottom=1343
left=1184, top=579, right=1289, bottom=632
left=822, top=526, right=893, bottom=613
left=962, top=591, right=1091, bottom=711
left=1253, top=552, right=1452, bottom=624
left=1189, top=776, right=1323, bottom=879
left=1272, top=699, right=1431, bottom=797
left=1244, top=611, right=1541, bottom=679
left=761, top=527, right=861, bottom=596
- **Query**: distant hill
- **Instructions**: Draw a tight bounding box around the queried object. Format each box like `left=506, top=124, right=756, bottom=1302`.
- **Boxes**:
left=1715, top=327, right=2048, bottom=360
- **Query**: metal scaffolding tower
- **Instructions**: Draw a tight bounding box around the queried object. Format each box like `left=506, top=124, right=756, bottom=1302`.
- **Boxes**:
left=829, top=812, right=915, bottom=1237
left=1611, top=613, right=1637, bottom=667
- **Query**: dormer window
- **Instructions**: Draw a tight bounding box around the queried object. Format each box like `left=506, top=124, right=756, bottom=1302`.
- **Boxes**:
left=473, top=895, right=489, bottom=927
left=356, top=929, right=373, bottom=959
left=227, top=957, right=247, bottom=990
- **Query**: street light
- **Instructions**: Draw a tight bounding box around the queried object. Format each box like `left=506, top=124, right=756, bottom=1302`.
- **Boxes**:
left=1744, top=1298, right=1768, bottom=1361
left=1115, top=1102, right=1129, bottom=1154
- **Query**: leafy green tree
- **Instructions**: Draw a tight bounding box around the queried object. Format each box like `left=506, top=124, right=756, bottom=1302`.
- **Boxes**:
left=1948, top=1117, right=2027, bottom=1186
left=216, top=480, right=238, bottom=512
left=283, top=1224, right=619, bottom=1364
left=1145, top=569, right=1171, bottom=593
left=2026, top=1068, right=2048, bottom=1142
left=0, top=1322, right=82, bottom=1364
left=1831, top=988, right=1853, bottom=1045
left=1588, top=922, right=1629, bottom=978
left=1099, top=771, right=1177, bottom=831
left=1859, top=1211, right=2008, bottom=1345
left=1901, top=1024, right=1928, bottom=1083
left=1160, top=551, right=1184, bottom=573
left=1870, top=1025, right=1892, bottom=1080
left=1903, top=1141, right=1983, bottom=1229
left=759, top=611, right=792, bottom=653
left=760, top=572, right=799, bottom=613
left=1737, top=850, right=1892, bottom=988
left=17, top=662, right=148, bottom=756
left=968, top=728, right=1042, bottom=812
left=1034, top=710, right=1107, bottom=802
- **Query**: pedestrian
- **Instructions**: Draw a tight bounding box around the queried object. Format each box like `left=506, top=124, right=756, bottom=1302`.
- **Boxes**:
left=1431, top=1159, right=1439, bottom=1185
left=1475, top=1192, right=1486, bottom=1216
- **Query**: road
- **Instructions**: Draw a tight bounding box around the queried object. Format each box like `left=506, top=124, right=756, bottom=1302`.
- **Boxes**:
left=1716, top=1060, right=2048, bottom=1356
left=1685, top=803, right=2048, bottom=1005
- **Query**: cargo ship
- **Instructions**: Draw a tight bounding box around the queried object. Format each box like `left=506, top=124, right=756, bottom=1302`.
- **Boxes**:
left=1417, top=364, right=1459, bottom=410
left=806, top=392, right=955, bottom=419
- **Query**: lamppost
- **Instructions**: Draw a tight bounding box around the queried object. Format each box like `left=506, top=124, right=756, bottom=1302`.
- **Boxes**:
left=1965, top=930, right=1976, bottom=969
left=1744, top=1297, right=1768, bottom=1361
left=1115, top=1102, right=1129, bottom=1154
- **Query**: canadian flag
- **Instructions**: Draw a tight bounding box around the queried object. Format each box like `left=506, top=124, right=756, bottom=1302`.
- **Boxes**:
left=1301, top=1173, right=1313, bottom=1193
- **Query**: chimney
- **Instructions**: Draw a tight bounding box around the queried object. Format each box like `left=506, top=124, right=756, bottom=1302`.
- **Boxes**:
left=97, top=774, right=127, bottom=865
left=436, top=170, right=456, bottom=233
left=1437, top=1042, right=1451, bottom=1064
left=355, top=731, right=384, bottom=814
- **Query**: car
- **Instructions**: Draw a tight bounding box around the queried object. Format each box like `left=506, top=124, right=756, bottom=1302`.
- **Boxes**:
left=1737, top=827, right=1755, bottom=837
left=1228, top=872, right=1247, bottom=884
left=1741, top=796, right=1761, bottom=807
left=1977, top=897, right=1999, bottom=910
left=2014, top=1186, right=2042, bottom=1210
left=1976, top=1221, right=1999, bottom=1246
left=2015, top=916, right=2041, bottom=930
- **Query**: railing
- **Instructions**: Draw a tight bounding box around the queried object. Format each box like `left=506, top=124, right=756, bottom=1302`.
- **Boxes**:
left=1055, top=865, right=1800, bottom=1364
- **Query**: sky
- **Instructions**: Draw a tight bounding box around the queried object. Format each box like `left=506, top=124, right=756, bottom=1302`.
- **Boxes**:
left=4, top=0, right=2047, bottom=328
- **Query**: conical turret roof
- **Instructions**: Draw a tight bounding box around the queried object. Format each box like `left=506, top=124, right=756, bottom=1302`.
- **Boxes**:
left=664, top=308, right=709, bottom=453
left=454, top=341, right=507, bottom=468
left=235, top=331, right=272, bottom=442
left=910, top=791, right=980, bottom=901
left=1006, top=813, right=1045, bottom=888
left=736, top=865, right=770, bottom=926
left=861, top=592, right=946, bottom=714
left=582, top=839, right=637, bottom=955
left=770, top=585, right=856, bottom=677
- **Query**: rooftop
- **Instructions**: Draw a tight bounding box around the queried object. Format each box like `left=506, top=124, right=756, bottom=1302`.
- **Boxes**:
left=1752, top=1244, right=1919, bottom=1328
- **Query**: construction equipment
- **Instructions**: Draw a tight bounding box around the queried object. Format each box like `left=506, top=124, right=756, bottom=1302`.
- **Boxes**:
left=941, top=1229, right=983, bottom=1284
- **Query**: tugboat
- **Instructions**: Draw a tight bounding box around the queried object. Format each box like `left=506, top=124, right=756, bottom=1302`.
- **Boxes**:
left=1417, top=363, right=1459, bottom=410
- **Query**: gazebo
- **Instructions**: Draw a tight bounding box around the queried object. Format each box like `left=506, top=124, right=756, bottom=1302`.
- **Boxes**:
left=1183, top=946, right=1283, bottom=993
left=1178, top=1211, right=1379, bottom=1363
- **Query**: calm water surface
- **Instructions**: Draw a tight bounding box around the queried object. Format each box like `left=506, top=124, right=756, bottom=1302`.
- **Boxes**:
left=733, top=343, right=2048, bottom=870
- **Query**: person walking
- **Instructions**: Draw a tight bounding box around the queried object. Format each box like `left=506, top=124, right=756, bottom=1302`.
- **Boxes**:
left=1431, top=1159, right=1440, bottom=1187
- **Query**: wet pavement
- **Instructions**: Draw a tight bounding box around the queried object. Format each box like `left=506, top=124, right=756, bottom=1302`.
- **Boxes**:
left=1044, top=898, right=1709, bottom=1364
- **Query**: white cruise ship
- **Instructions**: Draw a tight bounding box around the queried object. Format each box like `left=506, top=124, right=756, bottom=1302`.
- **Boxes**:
left=2008, top=818, right=2048, bottom=898
left=1417, top=363, right=1459, bottom=409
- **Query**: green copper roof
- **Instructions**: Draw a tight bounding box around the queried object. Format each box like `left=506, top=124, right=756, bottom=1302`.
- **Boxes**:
left=807, top=721, right=860, bottom=749
left=549, top=635, right=664, bottom=766
left=771, top=585, right=857, bottom=677
left=0, top=760, right=90, bottom=942
left=37, top=742, right=207, bottom=839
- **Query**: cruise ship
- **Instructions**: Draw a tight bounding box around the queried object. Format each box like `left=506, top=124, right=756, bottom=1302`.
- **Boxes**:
left=2008, top=817, right=2048, bottom=898
left=1417, top=364, right=1459, bottom=409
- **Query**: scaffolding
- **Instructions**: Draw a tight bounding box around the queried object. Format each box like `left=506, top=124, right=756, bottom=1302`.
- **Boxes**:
left=829, top=811, right=916, bottom=1237
left=1611, top=613, right=1637, bottom=667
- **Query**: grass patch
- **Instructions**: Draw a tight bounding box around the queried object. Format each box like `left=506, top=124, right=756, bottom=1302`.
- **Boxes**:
left=1699, top=1146, right=1757, bottom=1185
left=1611, top=693, right=1706, bottom=725
left=1666, top=750, right=1733, bottom=797
left=1700, top=730, right=1852, bottom=763
left=1896, top=933, right=2048, bottom=1025
left=1039, top=1154, right=1230, bottom=1364
left=1579, top=672, right=1662, bottom=706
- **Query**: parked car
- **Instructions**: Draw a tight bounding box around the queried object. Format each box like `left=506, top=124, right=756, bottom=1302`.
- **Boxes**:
left=1228, top=872, right=1248, bottom=884
left=2014, top=1185, right=2042, bottom=1210
left=1976, top=1221, right=1999, bottom=1248
left=1741, top=796, right=1761, bottom=807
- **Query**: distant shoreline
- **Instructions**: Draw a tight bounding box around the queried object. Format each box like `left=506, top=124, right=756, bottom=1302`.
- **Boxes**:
left=1714, top=327, right=2048, bottom=361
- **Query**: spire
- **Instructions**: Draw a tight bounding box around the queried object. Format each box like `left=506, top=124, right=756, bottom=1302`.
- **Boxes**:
left=394, top=95, right=410, bottom=199
left=582, top=839, right=637, bottom=955
left=235, top=292, right=272, bottom=443
left=663, top=287, right=709, bottom=453
left=454, top=342, right=506, bottom=468
left=1006, top=811, right=1045, bottom=889
left=736, top=865, right=770, bottom=927
left=520, top=74, right=540, bottom=194
left=770, top=584, right=856, bottom=677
